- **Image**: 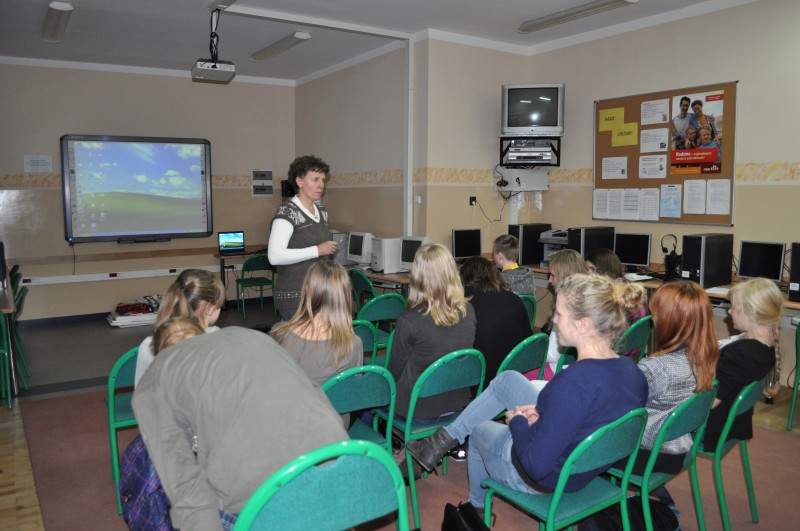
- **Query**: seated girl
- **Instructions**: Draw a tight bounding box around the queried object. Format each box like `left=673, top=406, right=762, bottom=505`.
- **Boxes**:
left=459, top=256, right=531, bottom=382
left=703, top=277, right=781, bottom=449
left=134, top=269, right=225, bottom=386
left=388, top=243, right=476, bottom=420
left=406, top=274, right=648, bottom=511
left=271, top=260, right=362, bottom=385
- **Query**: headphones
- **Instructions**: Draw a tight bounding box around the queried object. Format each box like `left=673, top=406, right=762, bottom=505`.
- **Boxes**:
left=661, top=234, right=678, bottom=255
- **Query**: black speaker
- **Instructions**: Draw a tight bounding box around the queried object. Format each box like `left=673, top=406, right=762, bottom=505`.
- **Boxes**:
left=789, top=242, right=800, bottom=302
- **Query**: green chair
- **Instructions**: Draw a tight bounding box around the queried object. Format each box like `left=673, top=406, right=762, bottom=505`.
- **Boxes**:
left=497, top=332, right=549, bottom=377
left=375, top=348, right=486, bottom=528
left=356, top=292, right=406, bottom=350
left=615, top=315, right=653, bottom=361
left=607, top=384, right=718, bottom=531
left=787, top=325, right=800, bottom=430
left=322, top=365, right=396, bottom=452
left=11, top=271, right=22, bottom=296
left=107, top=346, right=139, bottom=514
left=235, top=254, right=274, bottom=318
left=10, top=286, right=31, bottom=382
left=693, top=378, right=767, bottom=531
left=482, top=408, right=648, bottom=531
left=555, top=347, right=577, bottom=373
left=349, top=268, right=377, bottom=313
left=233, top=440, right=410, bottom=531
left=1, top=313, right=12, bottom=408
left=518, top=293, right=538, bottom=330
left=353, top=319, right=379, bottom=365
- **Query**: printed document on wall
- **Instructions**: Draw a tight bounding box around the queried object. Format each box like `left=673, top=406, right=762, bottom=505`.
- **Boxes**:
left=706, top=180, right=731, bottom=215
left=593, top=189, right=609, bottom=219
left=684, top=180, right=707, bottom=214
left=660, top=184, right=681, bottom=218
left=639, top=155, right=667, bottom=179
left=602, top=157, right=628, bottom=179
left=641, top=99, right=669, bottom=126
left=622, top=189, right=640, bottom=220
left=640, top=128, right=669, bottom=153
left=640, top=188, right=660, bottom=221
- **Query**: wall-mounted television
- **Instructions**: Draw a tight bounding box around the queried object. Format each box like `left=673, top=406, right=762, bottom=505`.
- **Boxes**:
left=61, top=134, right=213, bottom=243
left=347, top=231, right=373, bottom=266
left=738, top=240, right=786, bottom=282
left=399, top=236, right=431, bottom=271
left=502, top=83, right=565, bottom=137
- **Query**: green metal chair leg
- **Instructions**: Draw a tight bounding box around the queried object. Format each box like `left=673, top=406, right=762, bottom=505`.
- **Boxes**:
left=713, top=453, right=730, bottom=531
left=788, top=367, right=800, bottom=430
left=740, top=441, right=758, bottom=523
left=406, top=452, right=421, bottom=528
left=689, top=461, right=707, bottom=531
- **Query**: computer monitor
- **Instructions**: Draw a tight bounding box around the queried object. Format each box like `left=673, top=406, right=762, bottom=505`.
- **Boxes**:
left=399, top=236, right=431, bottom=271
left=452, top=229, right=482, bottom=262
left=613, top=233, right=652, bottom=271
left=347, top=232, right=373, bottom=265
left=738, top=240, right=786, bottom=282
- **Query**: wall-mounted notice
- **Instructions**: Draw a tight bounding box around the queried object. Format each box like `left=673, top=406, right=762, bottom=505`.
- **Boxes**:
left=594, top=82, right=736, bottom=225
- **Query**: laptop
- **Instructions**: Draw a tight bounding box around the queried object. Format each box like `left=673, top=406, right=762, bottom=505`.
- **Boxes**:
left=218, top=231, right=246, bottom=255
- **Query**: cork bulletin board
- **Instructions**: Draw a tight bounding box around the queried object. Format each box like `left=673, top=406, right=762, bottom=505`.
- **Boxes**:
left=593, top=81, right=737, bottom=225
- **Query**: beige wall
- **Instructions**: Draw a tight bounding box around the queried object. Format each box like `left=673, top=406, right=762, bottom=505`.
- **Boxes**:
left=0, top=64, right=295, bottom=318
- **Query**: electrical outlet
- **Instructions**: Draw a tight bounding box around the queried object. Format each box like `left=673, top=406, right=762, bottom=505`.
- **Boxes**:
left=469, top=196, right=477, bottom=206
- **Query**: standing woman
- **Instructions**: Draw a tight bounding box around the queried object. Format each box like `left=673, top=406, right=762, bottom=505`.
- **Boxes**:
left=459, top=256, right=531, bottom=382
left=388, top=243, right=476, bottom=420
left=134, top=268, right=225, bottom=386
left=631, top=281, right=719, bottom=474
left=703, top=277, right=781, bottom=449
left=271, top=260, right=363, bottom=385
left=268, top=155, right=340, bottom=320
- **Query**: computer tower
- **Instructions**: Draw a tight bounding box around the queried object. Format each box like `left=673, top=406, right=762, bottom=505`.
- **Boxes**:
left=371, top=237, right=402, bottom=274
left=567, top=226, right=615, bottom=257
left=508, top=223, right=551, bottom=266
left=680, top=233, right=733, bottom=288
left=789, top=242, right=800, bottom=302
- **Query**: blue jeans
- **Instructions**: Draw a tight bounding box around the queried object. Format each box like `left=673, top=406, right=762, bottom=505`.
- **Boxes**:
left=444, top=371, right=543, bottom=507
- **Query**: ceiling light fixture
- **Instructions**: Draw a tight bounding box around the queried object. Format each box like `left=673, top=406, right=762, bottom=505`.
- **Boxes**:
left=42, top=1, right=73, bottom=43
left=250, top=31, right=311, bottom=62
left=517, top=0, right=638, bottom=34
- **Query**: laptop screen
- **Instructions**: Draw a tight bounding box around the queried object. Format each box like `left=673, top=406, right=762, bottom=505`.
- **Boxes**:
left=218, top=231, right=245, bottom=254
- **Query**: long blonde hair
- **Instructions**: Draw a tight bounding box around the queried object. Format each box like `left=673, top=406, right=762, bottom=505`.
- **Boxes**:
left=407, top=243, right=469, bottom=327
left=271, top=260, right=355, bottom=368
left=729, top=277, right=783, bottom=353
left=155, top=269, right=224, bottom=329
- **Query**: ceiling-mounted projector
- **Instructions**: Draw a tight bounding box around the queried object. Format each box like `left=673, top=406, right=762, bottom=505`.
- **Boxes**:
left=191, top=59, right=235, bottom=83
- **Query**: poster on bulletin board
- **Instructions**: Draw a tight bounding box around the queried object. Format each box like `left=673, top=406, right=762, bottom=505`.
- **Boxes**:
left=593, top=81, right=736, bottom=225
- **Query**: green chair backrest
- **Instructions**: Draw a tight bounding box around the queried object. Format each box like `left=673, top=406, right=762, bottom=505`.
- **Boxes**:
left=13, top=286, right=27, bottom=318
left=349, top=269, right=377, bottom=310
left=322, top=365, right=395, bottom=419
left=109, top=346, right=138, bottom=395
left=11, top=272, right=22, bottom=295
left=357, top=292, right=407, bottom=323
left=711, top=377, right=767, bottom=453
left=241, top=254, right=273, bottom=276
left=353, top=319, right=378, bottom=364
left=518, top=294, right=537, bottom=329
left=405, top=349, right=485, bottom=427
left=498, top=333, right=548, bottom=376
left=544, top=408, right=647, bottom=524
left=615, top=315, right=653, bottom=360
left=8, top=264, right=19, bottom=279
left=233, top=440, right=410, bottom=531
left=555, top=347, right=577, bottom=373
left=644, top=383, right=718, bottom=474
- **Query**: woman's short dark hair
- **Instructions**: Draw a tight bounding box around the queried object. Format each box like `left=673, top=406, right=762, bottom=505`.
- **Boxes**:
left=691, top=99, right=704, bottom=109
left=288, top=155, right=330, bottom=193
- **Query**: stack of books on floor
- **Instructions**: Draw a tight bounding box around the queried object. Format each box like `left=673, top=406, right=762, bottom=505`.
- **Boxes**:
left=107, top=311, right=157, bottom=328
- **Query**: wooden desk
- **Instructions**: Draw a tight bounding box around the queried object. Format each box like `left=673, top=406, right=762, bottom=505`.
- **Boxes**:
left=359, top=268, right=410, bottom=296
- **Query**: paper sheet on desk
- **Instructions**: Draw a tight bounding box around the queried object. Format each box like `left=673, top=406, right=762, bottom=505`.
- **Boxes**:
left=706, top=287, right=730, bottom=297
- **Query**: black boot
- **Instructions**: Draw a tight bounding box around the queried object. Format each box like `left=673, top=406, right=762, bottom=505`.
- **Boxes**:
left=406, top=427, right=458, bottom=472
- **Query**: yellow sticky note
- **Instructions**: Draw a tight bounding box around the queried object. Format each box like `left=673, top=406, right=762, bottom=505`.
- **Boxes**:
left=598, top=108, right=624, bottom=132
left=612, top=122, right=639, bottom=147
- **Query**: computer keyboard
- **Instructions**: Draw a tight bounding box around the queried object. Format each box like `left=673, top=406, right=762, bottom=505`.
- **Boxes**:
left=624, top=273, right=655, bottom=282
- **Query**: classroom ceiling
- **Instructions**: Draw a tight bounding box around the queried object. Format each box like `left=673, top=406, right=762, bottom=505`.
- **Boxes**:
left=1, top=0, right=750, bottom=82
